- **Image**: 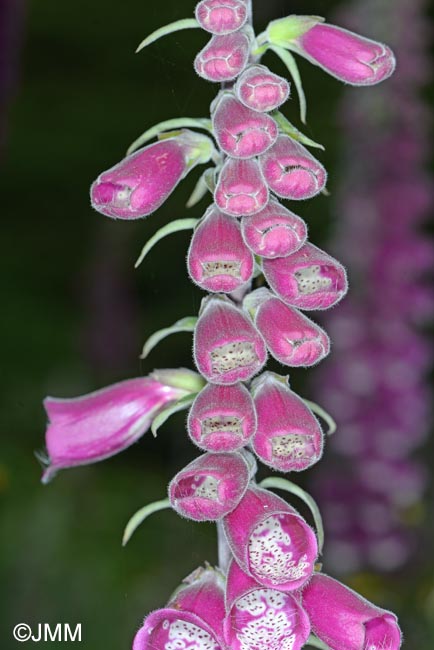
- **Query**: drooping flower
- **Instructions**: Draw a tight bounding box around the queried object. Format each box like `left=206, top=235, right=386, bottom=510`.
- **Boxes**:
left=251, top=372, right=323, bottom=472
left=223, top=485, right=318, bottom=591
left=133, top=566, right=226, bottom=650
left=188, top=382, right=257, bottom=452
left=194, top=31, right=251, bottom=82
left=224, top=560, right=311, bottom=650
left=301, top=573, right=402, bottom=650
left=212, top=93, right=278, bottom=158
left=195, top=0, right=248, bottom=36
left=194, top=295, right=267, bottom=385
left=41, top=369, right=201, bottom=483
left=168, top=451, right=251, bottom=521
left=263, top=242, right=348, bottom=310
left=215, top=157, right=269, bottom=217
left=235, top=64, right=290, bottom=112
left=241, top=198, right=307, bottom=259
left=259, top=135, right=327, bottom=200
left=187, top=205, right=254, bottom=293
left=91, top=131, right=213, bottom=219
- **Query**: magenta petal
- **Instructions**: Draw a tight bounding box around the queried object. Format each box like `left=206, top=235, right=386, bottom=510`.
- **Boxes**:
left=235, top=64, right=290, bottom=112
left=215, top=157, right=269, bottom=217
left=194, top=31, right=250, bottom=82
left=195, top=0, right=248, bottom=35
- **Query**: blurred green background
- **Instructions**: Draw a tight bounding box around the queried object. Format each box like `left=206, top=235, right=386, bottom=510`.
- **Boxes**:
left=1, top=0, right=433, bottom=648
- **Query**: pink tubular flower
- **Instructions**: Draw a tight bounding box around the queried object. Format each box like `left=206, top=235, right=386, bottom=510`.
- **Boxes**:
left=241, top=198, right=307, bottom=259
left=168, top=451, right=251, bottom=521
left=212, top=93, right=278, bottom=158
left=188, top=382, right=257, bottom=452
left=263, top=242, right=348, bottom=310
left=224, top=560, right=310, bottom=650
left=235, top=64, right=290, bottom=112
left=90, top=131, right=213, bottom=219
left=223, top=485, right=318, bottom=591
left=259, top=135, right=327, bottom=200
left=133, top=566, right=225, bottom=650
left=42, top=371, right=198, bottom=483
left=251, top=290, right=330, bottom=366
left=194, top=31, right=251, bottom=82
left=187, top=205, right=254, bottom=293
left=293, top=23, right=396, bottom=86
left=251, top=372, right=323, bottom=472
left=215, top=157, right=269, bottom=217
left=195, top=0, right=248, bottom=35
left=194, top=296, right=267, bottom=385
left=301, top=573, right=402, bottom=650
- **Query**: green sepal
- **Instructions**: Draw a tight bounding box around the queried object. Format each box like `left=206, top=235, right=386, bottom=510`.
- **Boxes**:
left=136, top=18, right=200, bottom=53
left=127, top=118, right=212, bottom=156
left=273, top=111, right=325, bottom=150
left=140, top=317, right=198, bottom=360
left=135, top=218, right=199, bottom=268
left=302, top=399, right=336, bottom=436
left=259, top=476, right=325, bottom=554
left=151, top=393, right=197, bottom=437
left=122, top=498, right=171, bottom=546
left=151, top=369, right=205, bottom=394
left=305, top=634, right=331, bottom=650
left=267, top=15, right=325, bottom=47
left=269, top=45, right=307, bottom=123
left=186, top=168, right=215, bottom=208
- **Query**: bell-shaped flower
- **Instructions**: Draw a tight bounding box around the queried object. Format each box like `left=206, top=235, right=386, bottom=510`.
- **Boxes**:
left=301, top=573, right=402, bottom=650
left=223, top=485, right=318, bottom=591
left=241, top=198, right=307, bottom=259
left=194, top=31, right=251, bottom=82
left=277, top=19, right=396, bottom=86
left=212, top=93, right=278, bottom=158
left=249, top=289, right=330, bottom=366
left=41, top=370, right=199, bottom=483
left=194, top=295, right=267, bottom=385
left=224, top=560, right=311, bottom=650
left=168, top=451, right=251, bottom=521
left=133, top=566, right=225, bottom=650
left=235, top=64, right=290, bottom=112
left=195, top=0, right=248, bottom=35
left=187, top=205, right=254, bottom=293
left=251, top=372, right=323, bottom=472
left=259, top=135, right=327, bottom=200
left=263, top=242, right=348, bottom=310
left=188, top=382, right=257, bottom=452
left=215, top=158, right=269, bottom=217
left=91, top=131, right=213, bottom=219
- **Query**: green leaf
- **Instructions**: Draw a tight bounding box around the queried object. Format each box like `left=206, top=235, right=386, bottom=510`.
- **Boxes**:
left=270, top=45, right=307, bottom=124
left=127, top=118, right=212, bottom=156
left=273, top=112, right=324, bottom=150
left=136, top=18, right=200, bottom=53
left=135, top=218, right=199, bottom=268
left=259, top=477, right=325, bottom=553
left=122, top=498, right=171, bottom=546
left=151, top=394, right=197, bottom=437
left=303, top=399, right=336, bottom=436
left=140, top=316, right=198, bottom=360
left=305, top=634, right=330, bottom=650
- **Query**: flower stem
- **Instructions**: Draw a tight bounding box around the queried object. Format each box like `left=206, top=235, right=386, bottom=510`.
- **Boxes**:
left=217, top=520, right=232, bottom=573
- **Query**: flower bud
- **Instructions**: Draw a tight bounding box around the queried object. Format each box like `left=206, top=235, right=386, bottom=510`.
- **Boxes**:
left=194, top=31, right=250, bottom=82
left=293, top=22, right=396, bottom=86
left=241, top=198, right=307, bottom=258
left=251, top=372, right=323, bottom=472
left=187, top=205, right=254, bottom=293
left=259, top=135, right=327, bottom=200
left=224, top=560, right=311, bottom=650
left=215, top=158, right=269, bottom=217
left=91, top=131, right=213, bottom=219
left=263, top=242, right=348, bottom=310
left=195, top=0, right=248, bottom=35
left=252, top=291, right=330, bottom=366
left=235, top=64, right=290, bottom=112
left=212, top=94, right=278, bottom=158
left=42, top=374, right=191, bottom=483
left=223, top=485, right=318, bottom=591
left=194, top=296, right=267, bottom=385
left=133, top=566, right=225, bottom=650
left=301, top=573, right=402, bottom=650
left=169, top=451, right=251, bottom=521
left=188, top=382, right=257, bottom=452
